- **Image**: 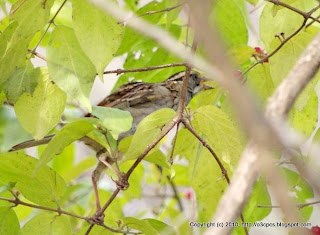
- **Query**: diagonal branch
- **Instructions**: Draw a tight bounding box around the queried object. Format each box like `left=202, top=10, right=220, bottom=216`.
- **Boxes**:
left=31, top=0, right=68, bottom=52
left=209, top=31, right=320, bottom=235
left=243, top=3, right=320, bottom=76
left=265, top=0, right=320, bottom=22
left=0, top=196, right=132, bottom=234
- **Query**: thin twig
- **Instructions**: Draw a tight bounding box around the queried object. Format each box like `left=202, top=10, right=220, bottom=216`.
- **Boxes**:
left=265, top=0, right=320, bottom=22
left=0, top=196, right=134, bottom=233
left=138, top=3, right=184, bottom=17
left=242, top=18, right=307, bottom=76
left=167, top=177, right=184, bottom=211
left=31, top=0, right=68, bottom=52
left=103, top=63, right=186, bottom=75
left=182, top=119, right=249, bottom=234
left=242, top=3, right=320, bottom=76
left=168, top=123, right=180, bottom=164
left=28, top=49, right=47, bottom=61
left=119, top=2, right=184, bottom=24
left=306, top=14, right=320, bottom=28
left=182, top=119, right=230, bottom=183
left=258, top=200, right=320, bottom=209
left=0, top=197, right=88, bottom=219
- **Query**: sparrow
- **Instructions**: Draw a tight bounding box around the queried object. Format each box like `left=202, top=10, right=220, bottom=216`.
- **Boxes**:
left=10, top=71, right=204, bottom=151
left=9, top=70, right=206, bottom=217
left=95, top=70, right=203, bottom=139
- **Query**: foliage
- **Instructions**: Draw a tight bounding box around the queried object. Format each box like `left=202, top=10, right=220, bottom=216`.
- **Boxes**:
left=0, top=0, right=319, bottom=234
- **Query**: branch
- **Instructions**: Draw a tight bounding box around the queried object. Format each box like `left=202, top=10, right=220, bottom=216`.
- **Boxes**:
left=0, top=196, right=130, bottom=233
left=258, top=200, right=320, bottom=209
left=242, top=18, right=307, bottom=76
left=265, top=0, right=320, bottom=22
left=28, top=49, right=47, bottom=61
left=103, top=62, right=186, bottom=75
left=138, top=3, right=184, bottom=17
left=209, top=31, right=320, bottom=235
left=182, top=119, right=230, bottom=183
left=243, top=3, right=320, bottom=76
left=31, top=0, right=68, bottom=52
left=306, top=14, right=320, bottom=28
left=182, top=119, right=248, bottom=235
left=0, top=196, right=88, bottom=221
left=119, top=2, right=185, bottom=24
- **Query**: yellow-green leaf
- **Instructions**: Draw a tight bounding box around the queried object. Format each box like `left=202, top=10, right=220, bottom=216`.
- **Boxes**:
left=47, top=25, right=96, bottom=111
left=73, top=0, right=124, bottom=78
left=36, top=120, right=95, bottom=172
left=14, top=71, right=66, bottom=140
left=0, top=152, right=67, bottom=207
left=123, top=108, right=176, bottom=161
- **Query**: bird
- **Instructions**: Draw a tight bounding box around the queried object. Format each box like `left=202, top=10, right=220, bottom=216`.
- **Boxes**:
left=10, top=70, right=206, bottom=218
left=93, top=70, right=203, bottom=139
left=90, top=70, right=205, bottom=217
left=10, top=70, right=204, bottom=152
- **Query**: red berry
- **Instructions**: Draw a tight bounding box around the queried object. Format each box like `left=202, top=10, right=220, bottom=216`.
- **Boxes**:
left=254, top=47, right=262, bottom=53
left=184, top=190, right=193, bottom=200
left=311, top=226, right=320, bottom=235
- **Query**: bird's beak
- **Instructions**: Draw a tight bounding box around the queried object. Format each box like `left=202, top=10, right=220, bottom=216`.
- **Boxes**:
left=200, top=80, right=216, bottom=90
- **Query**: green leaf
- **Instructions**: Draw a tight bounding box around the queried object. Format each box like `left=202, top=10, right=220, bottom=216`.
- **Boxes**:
left=0, top=0, right=9, bottom=16
left=228, top=45, right=255, bottom=66
left=165, top=0, right=182, bottom=28
left=0, top=207, right=20, bottom=235
left=190, top=144, right=228, bottom=223
left=47, top=25, right=96, bottom=111
left=119, top=135, right=170, bottom=168
left=124, top=0, right=139, bottom=11
left=188, top=106, right=245, bottom=222
left=282, top=168, right=314, bottom=221
left=0, top=152, right=67, bottom=207
left=92, top=106, right=133, bottom=140
left=3, top=62, right=40, bottom=104
left=260, top=1, right=305, bottom=50
left=247, top=63, right=274, bottom=104
left=51, top=0, right=72, bottom=27
left=86, top=129, right=113, bottom=151
left=21, top=213, right=72, bottom=235
left=52, top=143, right=75, bottom=175
left=236, top=177, right=271, bottom=232
left=246, top=0, right=259, bottom=5
left=0, top=106, right=31, bottom=152
left=73, top=0, right=124, bottom=78
left=122, top=217, right=175, bottom=235
left=116, top=24, right=182, bottom=87
left=0, top=0, right=54, bottom=84
left=123, top=108, right=176, bottom=161
left=14, top=70, right=66, bottom=140
left=193, top=105, right=245, bottom=171
left=188, top=89, right=221, bottom=110
left=269, top=30, right=320, bottom=110
left=120, top=162, right=144, bottom=199
left=144, top=150, right=171, bottom=169
left=171, top=164, right=190, bottom=186
left=289, top=91, right=318, bottom=137
left=36, top=120, right=95, bottom=173
left=0, top=91, right=5, bottom=106
left=62, top=157, right=96, bottom=182
left=269, top=32, right=315, bottom=87
left=0, top=182, right=16, bottom=194
left=210, top=0, right=248, bottom=48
